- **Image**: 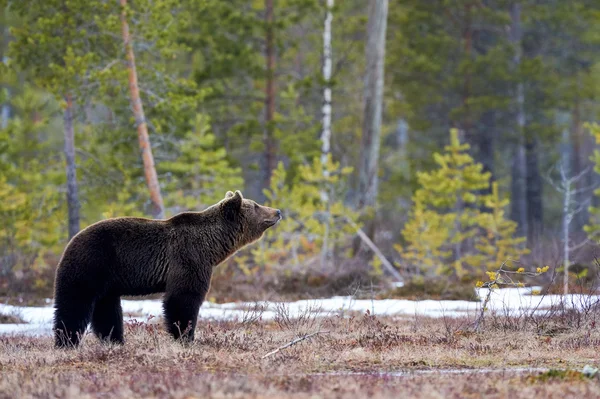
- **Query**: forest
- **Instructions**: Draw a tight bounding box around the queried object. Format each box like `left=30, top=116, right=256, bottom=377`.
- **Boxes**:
left=1, top=0, right=600, bottom=301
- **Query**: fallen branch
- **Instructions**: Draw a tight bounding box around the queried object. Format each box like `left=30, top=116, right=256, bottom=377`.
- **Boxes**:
left=261, top=330, right=330, bottom=359
left=346, top=217, right=404, bottom=284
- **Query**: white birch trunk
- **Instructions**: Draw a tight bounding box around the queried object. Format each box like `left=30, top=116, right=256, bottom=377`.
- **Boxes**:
left=320, top=0, right=334, bottom=268
left=563, top=174, right=571, bottom=296
left=560, top=118, right=572, bottom=296
left=320, top=0, right=333, bottom=172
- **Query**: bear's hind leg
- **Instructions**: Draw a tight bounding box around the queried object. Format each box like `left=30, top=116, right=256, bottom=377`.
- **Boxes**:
left=163, top=290, right=203, bottom=343
left=91, top=294, right=124, bottom=345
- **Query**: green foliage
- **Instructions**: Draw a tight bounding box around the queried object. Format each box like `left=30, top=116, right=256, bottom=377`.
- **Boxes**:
left=387, top=1, right=513, bottom=137
left=0, top=174, right=30, bottom=256
left=159, top=114, right=244, bottom=213
left=179, top=0, right=323, bottom=190
left=473, top=182, right=529, bottom=268
left=473, top=262, right=549, bottom=330
left=397, top=129, right=528, bottom=279
left=584, top=123, right=600, bottom=238
left=239, top=155, right=357, bottom=275
left=8, top=0, right=118, bottom=101
left=0, top=87, right=65, bottom=283
left=1, top=0, right=600, bottom=298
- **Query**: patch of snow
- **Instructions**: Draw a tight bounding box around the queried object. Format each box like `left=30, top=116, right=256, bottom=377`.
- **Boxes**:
left=0, top=323, right=53, bottom=336
left=0, top=287, right=598, bottom=336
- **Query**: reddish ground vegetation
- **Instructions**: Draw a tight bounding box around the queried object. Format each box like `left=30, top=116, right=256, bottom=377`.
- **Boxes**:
left=1, top=310, right=600, bottom=398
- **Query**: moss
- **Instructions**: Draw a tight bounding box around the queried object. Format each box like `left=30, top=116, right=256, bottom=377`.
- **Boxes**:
left=528, top=369, right=586, bottom=383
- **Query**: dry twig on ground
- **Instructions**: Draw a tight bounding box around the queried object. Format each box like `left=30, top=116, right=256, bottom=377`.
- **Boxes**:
left=261, top=330, right=330, bottom=359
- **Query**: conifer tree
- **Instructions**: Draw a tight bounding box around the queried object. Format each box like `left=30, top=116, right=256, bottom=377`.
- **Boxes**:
left=473, top=182, right=529, bottom=268
left=0, top=86, right=65, bottom=282
left=250, top=156, right=356, bottom=273
left=398, top=129, right=527, bottom=278
left=158, top=115, right=244, bottom=213
left=8, top=0, right=117, bottom=238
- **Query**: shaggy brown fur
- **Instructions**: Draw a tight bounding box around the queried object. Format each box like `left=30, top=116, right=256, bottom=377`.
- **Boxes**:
left=53, top=191, right=281, bottom=348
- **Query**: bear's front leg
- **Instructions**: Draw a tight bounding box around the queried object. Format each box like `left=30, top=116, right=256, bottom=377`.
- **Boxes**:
left=163, top=290, right=204, bottom=342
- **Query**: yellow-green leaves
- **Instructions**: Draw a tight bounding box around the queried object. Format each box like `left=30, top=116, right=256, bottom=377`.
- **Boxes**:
left=0, top=88, right=66, bottom=285
left=475, top=262, right=550, bottom=297
left=584, top=123, right=600, bottom=239
left=399, top=130, right=528, bottom=279
left=248, top=155, right=358, bottom=273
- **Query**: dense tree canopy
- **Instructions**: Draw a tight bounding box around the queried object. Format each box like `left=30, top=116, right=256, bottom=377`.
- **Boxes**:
left=1, top=0, right=600, bottom=296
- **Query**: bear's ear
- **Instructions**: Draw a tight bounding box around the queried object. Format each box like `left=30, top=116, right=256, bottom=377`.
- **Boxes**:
left=223, top=190, right=243, bottom=221
left=225, top=191, right=234, bottom=199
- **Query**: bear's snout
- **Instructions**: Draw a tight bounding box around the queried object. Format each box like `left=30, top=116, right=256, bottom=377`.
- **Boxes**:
left=262, top=207, right=282, bottom=228
left=271, top=208, right=282, bottom=222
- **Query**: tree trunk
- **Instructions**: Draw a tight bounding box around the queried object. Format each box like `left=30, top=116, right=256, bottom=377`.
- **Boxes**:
left=397, top=118, right=409, bottom=172
left=320, top=0, right=333, bottom=171
left=1, top=58, right=9, bottom=129
left=356, top=0, right=388, bottom=250
left=525, top=135, right=543, bottom=247
left=262, top=0, right=277, bottom=193
left=478, top=110, right=495, bottom=196
left=461, top=4, right=473, bottom=142
left=120, top=0, right=165, bottom=219
left=320, top=0, right=334, bottom=268
left=563, top=163, right=571, bottom=296
left=63, top=94, right=80, bottom=239
left=571, top=99, right=592, bottom=232
left=1, top=24, right=10, bottom=129
left=509, top=3, right=528, bottom=238
left=511, top=145, right=527, bottom=236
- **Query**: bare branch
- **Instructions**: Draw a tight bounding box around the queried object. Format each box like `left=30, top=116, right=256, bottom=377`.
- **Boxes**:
left=345, top=217, right=404, bottom=283
left=97, top=59, right=121, bottom=74
left=261, top=330, right=330, bottom=359
left=569, top=238, right=593, bottom=251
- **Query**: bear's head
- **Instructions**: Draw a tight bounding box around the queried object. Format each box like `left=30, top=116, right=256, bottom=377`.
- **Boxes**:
left=220, top=190, right=281, bottom=245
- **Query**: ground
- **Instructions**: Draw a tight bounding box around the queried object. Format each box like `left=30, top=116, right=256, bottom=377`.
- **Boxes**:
left=1, top=310, right=599, bottom=398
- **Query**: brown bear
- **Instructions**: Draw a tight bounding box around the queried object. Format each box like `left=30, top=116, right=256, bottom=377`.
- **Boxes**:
left=53, top=190, right=281, bottom=348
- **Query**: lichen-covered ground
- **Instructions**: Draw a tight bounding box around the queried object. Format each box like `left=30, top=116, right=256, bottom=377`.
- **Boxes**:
left=1, top=311, right=600, bottom=398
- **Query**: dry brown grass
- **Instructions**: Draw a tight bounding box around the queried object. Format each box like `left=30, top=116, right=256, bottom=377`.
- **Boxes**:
left=1, top=311, right=600, bottom=398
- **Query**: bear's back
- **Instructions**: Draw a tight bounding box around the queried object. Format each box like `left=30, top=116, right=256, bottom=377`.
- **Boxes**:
left=59, top=217, right=173, bottom=295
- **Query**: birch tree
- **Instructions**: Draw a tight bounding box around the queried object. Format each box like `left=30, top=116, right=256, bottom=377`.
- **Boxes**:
left=320, top=0, right=333, bottom=174
left=262, top=0, right=277, bottom=193
left=546, top=161, right=594, bottom=295
left=319, top=0, right=334, bottom=267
